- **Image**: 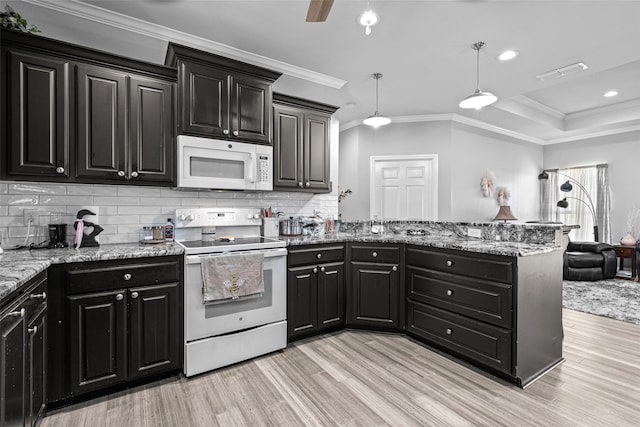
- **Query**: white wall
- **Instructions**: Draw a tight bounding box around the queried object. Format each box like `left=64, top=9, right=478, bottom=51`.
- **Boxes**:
left=543, top=130, right=640, bottom=243
left=339, top=120, right=543, bottom=222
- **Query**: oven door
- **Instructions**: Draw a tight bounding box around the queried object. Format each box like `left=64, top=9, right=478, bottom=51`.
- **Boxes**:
left=184, top=247, right=287, bottom=342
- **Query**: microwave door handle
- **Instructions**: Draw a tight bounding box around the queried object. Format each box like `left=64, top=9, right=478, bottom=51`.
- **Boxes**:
left=248, top=152, right=257, bottom=183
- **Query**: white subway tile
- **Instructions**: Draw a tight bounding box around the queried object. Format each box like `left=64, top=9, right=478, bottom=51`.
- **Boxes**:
left=0, top=183, right=8, bottom=194
left=118, top=186, right=163, bottom=197
left=180, top=198, right=217, bottom=207
left=139, top=197, right=182, bottom=207
left=67, top=184, right=118, bottom=196
left=41, top=195, right=94, bottom=205
left=0, top=195, right=39, bottom=205
left=93, top=196, right=140, bottom=206
left=99, top=215, right=140, bottom=225
left=161, top=188, right=201, bottom=198
left=9, top=182, right=68, bottom=195
left=119, top=206, right=162, bottom=215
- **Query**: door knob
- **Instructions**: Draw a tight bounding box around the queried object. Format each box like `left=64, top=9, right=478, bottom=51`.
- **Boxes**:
left=316, top=253, right=322, bottom=259
left=298, top=182, right=303, bottom=188
left=446, top=260, right=453, bottom=267
left=233, top=130, right=239, bottom=136
left=123, top=273, right=132, bottom=281
left=56, top=167, right=65, bottom=174
left=116, top=294, right=124, bottom=301
left=320, top=266, right=326, bottom=272
left=131, top=292, right=139, bottom=299
left=372, top=252, right=378, bottom=257
left=392, top=266, right=398, bottom=272
left=117, top=170, right=126, bottom=177
left=131, top=171, right=139, bottom=178
left=30, top=292, right=47, bottom=300
left=28, top=326, right=38, bottom=335
left=223, top=129, right=229, bottom=135
left=313, top=268, right=318, bottom=273
left=447, top=289, right=453, bottom=296
left=446, top=328, right=452, bottom=335
left=305, top=182, right=310, bottom=187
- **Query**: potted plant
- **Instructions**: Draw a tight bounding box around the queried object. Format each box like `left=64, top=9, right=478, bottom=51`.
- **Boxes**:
left=1, top=4, right=40, bottom=33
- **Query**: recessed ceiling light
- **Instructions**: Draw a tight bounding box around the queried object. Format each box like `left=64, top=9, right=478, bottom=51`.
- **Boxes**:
left=498, top=50, right=519, bottom=61
left=603, top=90, right=618, bottom=98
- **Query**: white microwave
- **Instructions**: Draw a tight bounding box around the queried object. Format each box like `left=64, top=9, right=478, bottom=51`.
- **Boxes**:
left=177, top=135, right=273, bottom=191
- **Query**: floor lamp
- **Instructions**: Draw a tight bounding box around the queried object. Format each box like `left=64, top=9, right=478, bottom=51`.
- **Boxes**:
left=538, top=170, right=599, bottom=242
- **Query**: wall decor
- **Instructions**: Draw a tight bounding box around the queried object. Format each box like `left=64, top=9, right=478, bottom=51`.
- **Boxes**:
left=0, top=5, right=40, bottom=33
left=480, top=171, right=495, bottom=197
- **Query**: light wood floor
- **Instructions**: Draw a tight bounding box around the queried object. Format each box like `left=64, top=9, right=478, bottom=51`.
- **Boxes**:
left=42, top=309, right=640, bottom=427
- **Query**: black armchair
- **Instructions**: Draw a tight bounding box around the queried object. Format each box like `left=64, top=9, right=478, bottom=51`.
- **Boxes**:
left=563, top=241, right=617, bottom=281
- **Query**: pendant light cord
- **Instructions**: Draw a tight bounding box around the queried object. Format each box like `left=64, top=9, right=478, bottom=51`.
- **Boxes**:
left=373, top=72, right=382, bottom=114
left=473, top=41, right=485, bottom=91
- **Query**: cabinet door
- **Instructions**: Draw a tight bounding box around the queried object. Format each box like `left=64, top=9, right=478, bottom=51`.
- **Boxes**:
left=317, top=262, right=345, bottom=331
left=128, top=283, right=181, bottom=380
left=231, top=75, right=272, bottom=144
left=0, top=306, right=26, bottom=427
left=303, top=112, right=331, bottom=192
left=27, top=307, right=46, bottom=427
left=349, top=262, right=400, bottom=328
left=7, top=50, right=70, bottom=178
left=178, top=61, right=229, bottom=137
left=76, top=65, right=127, bottom=180
left=129, top=76, right=175, bottom=184
left=273, top=104, right=303, bottom=190
left=68, top=290, right=127, bottom=395
left=287, top=265, right=318, bottom=340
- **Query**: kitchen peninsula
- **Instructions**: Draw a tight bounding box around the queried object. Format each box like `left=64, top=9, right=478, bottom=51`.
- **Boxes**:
left=1, top=220, right=564, bottom=424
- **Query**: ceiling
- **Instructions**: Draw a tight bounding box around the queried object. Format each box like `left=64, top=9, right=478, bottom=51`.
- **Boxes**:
left=18, top=0, right=640, bottom=144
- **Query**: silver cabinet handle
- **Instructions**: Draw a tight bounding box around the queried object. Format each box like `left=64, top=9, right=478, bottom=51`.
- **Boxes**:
left=116, top=294, right=124, bottom=301
left=31, top=292, right=47, bottom=300
left=447, top=289, right=453, bottom=296
left=233, top=130, right=239, bottom=136
left=29, top=326, right=38, bottom=335
left=320, top=266, right=326, bottom=272
left=8, top=308, right=25, bottom=318
left=223, top=129, right=229, bottom=135
left=446, top=260, right=453, bottom=267
left=446, top=328, right=452, bottom=335
left=313, top=268, right=318, bottom=273
left=305, top=182, right=310, bottom=187
left=56, top=166, right=65, bottom=174
left=298, top=182, right=304, bottom=188
left=124, top=273, right=132, bottom=281
left=316, top=253, right=322, bottom=259
left=372, top=251, right=378, bottom=258
left=131, top=171, right=139, bottom=178
left=131, top=292, right=139, bottom=299
left=117, top=170, right=126, bottom=177
left=392, top=266, right=397, bottom=272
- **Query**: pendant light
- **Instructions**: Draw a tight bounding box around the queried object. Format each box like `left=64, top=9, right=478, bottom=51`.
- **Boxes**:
left=363, top=73, right=391, bottom=128
left=459, top=41, right=498, bottom=110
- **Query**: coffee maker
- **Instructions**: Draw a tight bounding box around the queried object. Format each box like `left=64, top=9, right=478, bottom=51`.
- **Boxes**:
left=48, top=212, right=68, bottom=249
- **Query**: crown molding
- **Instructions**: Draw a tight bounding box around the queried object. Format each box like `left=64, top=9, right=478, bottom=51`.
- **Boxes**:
left=339, top=113, right=544, bottom=144
left=509, top=95, right=566, bottom=121
left=23, top=0, right=347, bottom=89
left=543, top=124, right=640, bottom=145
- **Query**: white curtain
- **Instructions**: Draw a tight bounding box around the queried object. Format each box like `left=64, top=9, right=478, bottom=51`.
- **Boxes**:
left=540, top=164, right=611, bottom=243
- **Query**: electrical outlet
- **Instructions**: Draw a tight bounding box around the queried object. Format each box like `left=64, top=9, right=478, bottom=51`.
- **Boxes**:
left=23, top=209, right=39, bottom=226
left=467, top=227, right=482, bottom=238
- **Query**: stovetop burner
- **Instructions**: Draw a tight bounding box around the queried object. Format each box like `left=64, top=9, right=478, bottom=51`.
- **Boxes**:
left=177, top=236, right=286, bottom=255
left=179, top=236, right=276, bottom=248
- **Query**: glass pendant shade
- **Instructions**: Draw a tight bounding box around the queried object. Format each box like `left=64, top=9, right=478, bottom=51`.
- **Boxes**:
left=459, top=41, right=497, bottom=110
left=363, top=72, right=391, bottom=128
left=363, top=112, right=391, bottom=127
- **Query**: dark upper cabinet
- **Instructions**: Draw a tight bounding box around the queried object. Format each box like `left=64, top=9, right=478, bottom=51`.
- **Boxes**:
left=1, top=29, right=177, bottom=186
left=5, top=50, right=71, bottom=179
left=76, top=65, right=127, bottom=180
left=166, top=43, right=281, bottom=145
left=273, top=94, right=337, bottom=193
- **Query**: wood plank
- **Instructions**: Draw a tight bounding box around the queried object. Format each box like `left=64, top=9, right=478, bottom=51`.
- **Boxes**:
left=41, top=309, right=640, bottom=427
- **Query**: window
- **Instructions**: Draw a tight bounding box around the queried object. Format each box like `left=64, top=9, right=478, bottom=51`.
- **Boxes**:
left=540, top=164, right=611, bottom=242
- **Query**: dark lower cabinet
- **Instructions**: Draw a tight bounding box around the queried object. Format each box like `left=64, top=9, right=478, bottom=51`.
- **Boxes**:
left=48, top=256, right=183, bottom=408
left=287, top=244, right=345, bottom=341
left=347, top=244, right=404, bottom=330
left=0, top=271, right=47, bottom=427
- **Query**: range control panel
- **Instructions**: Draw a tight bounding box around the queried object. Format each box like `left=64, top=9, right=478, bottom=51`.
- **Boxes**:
left=174, top=208, right=262, bottom=228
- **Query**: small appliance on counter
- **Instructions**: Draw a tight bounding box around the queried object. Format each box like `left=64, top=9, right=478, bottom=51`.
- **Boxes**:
left=47, top=224, right=68, bottom=248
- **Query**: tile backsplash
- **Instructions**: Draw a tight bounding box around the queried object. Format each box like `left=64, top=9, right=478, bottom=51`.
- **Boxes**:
left=0, top=181, right=338, bottom=247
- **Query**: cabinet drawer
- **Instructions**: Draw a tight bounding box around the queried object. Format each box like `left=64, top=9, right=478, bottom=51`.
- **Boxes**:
left=350, top=244, right=400, bottom=263
left=407, top=267, right=512, bottom=328
left=67, top=260, right=181, bottom=294
left=288, top=245, right=345, bottom=267
left=407, top=301, right=512, bottom=374
left=406, top=246, right=514, bottom=284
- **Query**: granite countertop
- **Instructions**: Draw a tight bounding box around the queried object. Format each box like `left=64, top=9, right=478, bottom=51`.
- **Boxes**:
left=281, top=231, right=562, bottom=257
left=0, top=242, right=184, bottom=305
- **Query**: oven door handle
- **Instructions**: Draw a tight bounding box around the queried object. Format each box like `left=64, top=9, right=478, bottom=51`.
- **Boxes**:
left=186, top=248, right=288, bottom=264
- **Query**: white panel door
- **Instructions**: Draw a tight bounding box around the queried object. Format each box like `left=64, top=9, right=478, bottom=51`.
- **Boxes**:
left=370, top=155, right=438, bottom=220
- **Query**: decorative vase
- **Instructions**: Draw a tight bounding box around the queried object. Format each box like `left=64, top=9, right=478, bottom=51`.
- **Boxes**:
left=620, top=232, right=637, bottom=246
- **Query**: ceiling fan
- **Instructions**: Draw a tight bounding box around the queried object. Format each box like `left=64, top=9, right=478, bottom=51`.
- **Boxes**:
left=306, top=0, right=334, bottom=22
